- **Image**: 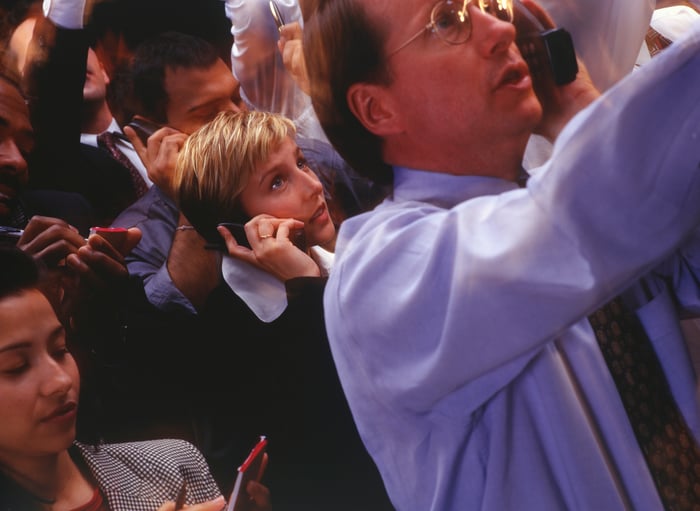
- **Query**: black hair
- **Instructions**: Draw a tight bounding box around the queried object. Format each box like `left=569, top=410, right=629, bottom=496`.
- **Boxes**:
left=0, top=245, right=40, bottom=300
left=0, top=246, right=46, bottom=511
left=129, top=31, right=222, bottom=123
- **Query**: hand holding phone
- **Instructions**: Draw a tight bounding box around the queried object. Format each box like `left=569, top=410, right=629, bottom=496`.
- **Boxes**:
left=226, top=436, right=269, bottom=511
left=219, top=223, right=252, bottom=249
left=125, top=117, right=163, bottom=146
left=513, top=0, right=578, bottom=86
left=215, top=223, right=307, bottom=252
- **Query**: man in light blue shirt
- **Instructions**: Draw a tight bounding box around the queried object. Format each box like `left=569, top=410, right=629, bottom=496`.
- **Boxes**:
left=304, top=0, right=700, bottom=509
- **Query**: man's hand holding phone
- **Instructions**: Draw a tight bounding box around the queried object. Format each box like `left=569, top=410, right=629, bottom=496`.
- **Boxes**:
left=515, top=0, right=599, bottom=142
left=123, top=117, right=188, bottom=198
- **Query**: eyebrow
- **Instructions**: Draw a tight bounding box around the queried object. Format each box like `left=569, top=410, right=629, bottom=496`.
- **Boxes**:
left=185, top=98, right=226, bottom=115
left=0, top=115, right=35, bottom=141
left=0, top=340, right=32, bottom=354
left=256, top=145, right=302, bottom=187
left=0, top=325, right=66, bottom=354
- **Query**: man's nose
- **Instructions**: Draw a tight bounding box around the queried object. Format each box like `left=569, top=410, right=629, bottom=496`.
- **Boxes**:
left=0, top=139, right=29, bottom=175
left=468, top=3, right=516, bottom=57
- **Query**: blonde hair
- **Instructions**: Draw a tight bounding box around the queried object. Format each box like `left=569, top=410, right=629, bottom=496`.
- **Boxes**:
left=174, top=110, right=296, bottom=242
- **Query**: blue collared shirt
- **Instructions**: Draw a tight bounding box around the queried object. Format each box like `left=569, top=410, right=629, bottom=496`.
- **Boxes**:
left=324, top=23, right=700, bottom=511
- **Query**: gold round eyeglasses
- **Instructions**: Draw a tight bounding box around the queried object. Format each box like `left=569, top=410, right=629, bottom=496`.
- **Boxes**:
left=389, top=0, right=514, bottom=56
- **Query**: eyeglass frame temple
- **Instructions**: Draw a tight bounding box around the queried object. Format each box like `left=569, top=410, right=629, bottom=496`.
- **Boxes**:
left=388, top=0, right=474, bottom=57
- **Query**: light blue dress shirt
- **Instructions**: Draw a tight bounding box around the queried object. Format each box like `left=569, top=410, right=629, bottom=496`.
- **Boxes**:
left=323, top=22, right=700, bottom=511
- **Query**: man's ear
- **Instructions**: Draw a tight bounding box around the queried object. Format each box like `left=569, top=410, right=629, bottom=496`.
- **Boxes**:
left=347, top=82, right=400, bottom=136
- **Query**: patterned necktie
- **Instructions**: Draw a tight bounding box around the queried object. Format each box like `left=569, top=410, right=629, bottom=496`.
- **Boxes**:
left=588, top=297, right=700, bottom=510
left=97, top=131, right=149, bottom=199
left=646, top=26, right=673, bottom=58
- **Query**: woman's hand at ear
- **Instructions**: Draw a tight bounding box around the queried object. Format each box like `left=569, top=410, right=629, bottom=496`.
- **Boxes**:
left=218, top=215, right=321, bottom=282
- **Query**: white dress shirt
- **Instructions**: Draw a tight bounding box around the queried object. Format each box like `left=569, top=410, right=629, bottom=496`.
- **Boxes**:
left=81, top=118, right=152, bottom=187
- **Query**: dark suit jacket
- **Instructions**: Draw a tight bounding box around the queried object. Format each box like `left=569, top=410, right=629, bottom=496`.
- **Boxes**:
left=24, top=17, right=137, bottom=226
left=195, top=276, right=394, bottom=511
left=19, top=189, right=96, bottom=236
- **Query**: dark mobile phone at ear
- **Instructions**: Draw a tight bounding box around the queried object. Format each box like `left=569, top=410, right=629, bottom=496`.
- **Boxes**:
left=217, top=222, right=307, bottom=251
left=125, top=117, right=162, bottom=145
left=226, top=436, right=268, bottom=511
left=269, top=0, right=285, bottom=30
left=220, top=222, right=252, bottom=249
left=513, top=0, right=578, bottom=86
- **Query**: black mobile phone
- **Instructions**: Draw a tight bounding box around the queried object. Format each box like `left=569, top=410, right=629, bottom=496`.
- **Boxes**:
left=125, top=117, right=163, bottom=146
left=269, top=0, right=285, bottom=30
left=220, top=222, right=252, bottom=249
left=513, top=0, right=578, bottom=86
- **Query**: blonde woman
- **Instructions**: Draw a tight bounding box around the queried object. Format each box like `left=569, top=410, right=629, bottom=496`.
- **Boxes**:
left=172, top=109, right=392, bottom=511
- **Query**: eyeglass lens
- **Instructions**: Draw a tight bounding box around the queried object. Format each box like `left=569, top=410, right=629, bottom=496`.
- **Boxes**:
left=432, top=0, right=514, bottom=45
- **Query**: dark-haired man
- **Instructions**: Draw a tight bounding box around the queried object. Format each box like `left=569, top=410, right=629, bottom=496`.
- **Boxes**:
left=111, top=30, right=243, bottom=314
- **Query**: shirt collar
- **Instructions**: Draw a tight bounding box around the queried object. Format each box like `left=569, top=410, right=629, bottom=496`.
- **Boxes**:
left=80, top=118, right=122, bottom=147
left=221, top=245, right=334, bottom=323
left=392, top=166, right=520, bottom=209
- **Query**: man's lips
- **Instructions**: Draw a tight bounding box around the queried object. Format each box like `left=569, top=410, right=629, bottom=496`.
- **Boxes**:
left=494, top=61, right=531, bottom=90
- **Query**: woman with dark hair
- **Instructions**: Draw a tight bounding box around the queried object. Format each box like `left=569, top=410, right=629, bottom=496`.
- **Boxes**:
left=0, top=245, right=242, bottom=511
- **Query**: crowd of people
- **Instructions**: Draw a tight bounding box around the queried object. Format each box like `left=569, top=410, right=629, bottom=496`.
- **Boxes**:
left=1, top=0, right=700, bottom=509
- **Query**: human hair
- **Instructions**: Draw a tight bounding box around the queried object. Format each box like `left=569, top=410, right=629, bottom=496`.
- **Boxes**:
left=129, top=31, right=221, bottom=123
left=174, top=110, right=296, bottom=243
left=303, top=0, right=393, bottom=186
left=0, top=61, right=24, bottom=98
left=0, top=247, right=44, bottom=511
left=0, top=245, right=40, bottom=301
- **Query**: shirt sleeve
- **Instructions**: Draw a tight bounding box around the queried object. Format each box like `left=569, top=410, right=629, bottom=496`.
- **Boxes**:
left=224, top=0, right=310, bottom=120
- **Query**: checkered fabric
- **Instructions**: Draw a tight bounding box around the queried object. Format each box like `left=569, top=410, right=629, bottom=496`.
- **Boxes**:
left=74, top=439, right=222, bottom=511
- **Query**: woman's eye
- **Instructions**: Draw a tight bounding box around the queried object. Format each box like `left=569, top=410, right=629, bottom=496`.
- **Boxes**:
left=271, top=176, right=285, bottom=190
left=1, top=361, right=28, bottom=375
left=297, top=158, right=308, bottom=170
left=53, top=347, right=70, bottom=360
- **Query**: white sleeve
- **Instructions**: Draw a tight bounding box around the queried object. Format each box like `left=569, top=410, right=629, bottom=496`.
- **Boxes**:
left=42, top=0, right=86, bottom=29
left=537, top=0, right=654, bottom=91
left=223, top=0, right=310, bottom=120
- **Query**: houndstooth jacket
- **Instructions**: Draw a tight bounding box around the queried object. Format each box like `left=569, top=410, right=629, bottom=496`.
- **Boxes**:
left=74, top=439, right=223, bottom=511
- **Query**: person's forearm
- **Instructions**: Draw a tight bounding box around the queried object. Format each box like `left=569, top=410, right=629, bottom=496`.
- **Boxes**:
left=166, top=217, right=221, bottom=311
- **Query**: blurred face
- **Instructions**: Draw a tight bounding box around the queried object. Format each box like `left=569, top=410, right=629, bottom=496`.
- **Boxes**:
left=367, top=0, right=542, bottom=171
left=238, top=137, right=336, bottom=248
left=164, top=59, right=243, bottom=134
left=0, top=79, right=33, bottom=220
left=0, top=289, right=79, bottom=466
left=83, top=48, right=110, bottom=104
